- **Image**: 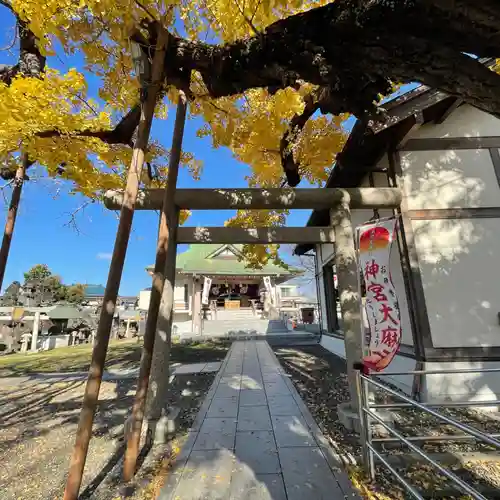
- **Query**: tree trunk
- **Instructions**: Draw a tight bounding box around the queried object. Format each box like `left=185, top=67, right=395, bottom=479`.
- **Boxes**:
left=0, top=155, right=28, bottom=291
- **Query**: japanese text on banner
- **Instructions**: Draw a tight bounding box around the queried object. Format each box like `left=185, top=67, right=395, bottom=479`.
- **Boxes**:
left=357, top=218, right=401, bottom=372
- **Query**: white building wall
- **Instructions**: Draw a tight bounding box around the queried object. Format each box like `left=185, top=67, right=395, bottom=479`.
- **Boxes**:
left=319, top=335, right=416, bottom=395
left=138, top=275, right=192, bottom=316
left=138, top=290, right=151, bottom=311
left=412, top=104, right=500, bottom=138
left=401, top=104, right=500, bottom=350
left=423, top=360, right=500, bottom=403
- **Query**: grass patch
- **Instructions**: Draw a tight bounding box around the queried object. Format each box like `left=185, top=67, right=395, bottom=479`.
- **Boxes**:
left=0, top=339, right=229, bottom=376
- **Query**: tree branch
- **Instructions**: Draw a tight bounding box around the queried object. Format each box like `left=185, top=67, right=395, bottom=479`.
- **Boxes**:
left=280, top=91, right=320, bottom=187
left=157, top=0, right=500, bottom=184
left=0, top=0, right=13, bottom=12
left=34, top=104, right=141, bottom=146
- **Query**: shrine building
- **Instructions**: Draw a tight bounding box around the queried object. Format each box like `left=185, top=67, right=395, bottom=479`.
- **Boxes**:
left=138, top=243, right=301, bottom=334
left=296, top=82, right=500, bottom=404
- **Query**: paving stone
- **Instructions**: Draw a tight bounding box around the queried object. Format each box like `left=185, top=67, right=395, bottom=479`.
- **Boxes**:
left=214, top=381, right=241, bottom=399
left=234, top=431, right=280, bottom=474
left=173, top=362, right=207, bottom=374
left=264, top=380, right=290, bottom=396
left=260, top=362, right=283, bottom=374
left=241, top=373, right=263, bottom=385
left=262, top=372, right=285, bottom=383
left=219, top=375, right=242, bottom=386
left=242, top=365, right=260, bottom=371
left=162, top=340, right=354, bottom=500
left=168, top=448, right=235, bottom=500
left=279, top=446, right=343, bottom=500
left=267, top=395, right=302, bottom=416
left=272, top=415, right=316, bottom=447
left=319, top=443, right=363, bottom=499
left=237, top=405, right=272, bottom=431
left=239, top=389, right=267, bottom=407
left=191, top=396, right=213, bottom=431
left=223, top=365, right=243, bottom=374
left=193, top=417, right=237, bottom=451
left=229, top=471, right=287, bottom=500
left=240, top=375, right=264, bottom=390
left=159, top=431, right=199, bottom=499
left=202, top=361, right=222, bottom=372
left=207, top=397, right=239, bottom=418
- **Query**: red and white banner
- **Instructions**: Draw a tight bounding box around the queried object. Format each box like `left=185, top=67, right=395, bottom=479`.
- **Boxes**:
left=356, top=218, right=401, bottom=372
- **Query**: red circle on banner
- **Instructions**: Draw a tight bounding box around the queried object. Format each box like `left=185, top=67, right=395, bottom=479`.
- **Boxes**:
left=359, top=226, right=390, bottom=253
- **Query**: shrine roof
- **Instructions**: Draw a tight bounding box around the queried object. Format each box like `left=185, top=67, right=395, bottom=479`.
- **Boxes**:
left=146, top=244, right=300, bottom=276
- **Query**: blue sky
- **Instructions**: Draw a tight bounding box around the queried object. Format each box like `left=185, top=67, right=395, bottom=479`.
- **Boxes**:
left=0, top=9, right=316, bottom=295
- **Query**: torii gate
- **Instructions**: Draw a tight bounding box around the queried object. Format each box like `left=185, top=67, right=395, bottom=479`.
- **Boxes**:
left=61, top=27, right=402, bottom=500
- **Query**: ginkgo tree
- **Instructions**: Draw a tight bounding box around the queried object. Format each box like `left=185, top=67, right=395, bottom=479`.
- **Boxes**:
left=0, top=0, right=348, bottom=268
left=2, top=0, right=500, bottom=187
left=4, top=1, right=498, bottom=268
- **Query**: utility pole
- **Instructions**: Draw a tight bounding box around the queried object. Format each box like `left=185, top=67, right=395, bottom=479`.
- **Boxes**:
left=63, top=27, right=169, bottom=500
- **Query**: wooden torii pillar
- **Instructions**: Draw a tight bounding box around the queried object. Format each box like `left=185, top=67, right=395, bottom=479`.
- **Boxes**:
left=123, top=89, right=188, bottom=480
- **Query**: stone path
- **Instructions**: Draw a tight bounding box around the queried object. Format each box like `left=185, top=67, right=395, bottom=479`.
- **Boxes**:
left=160, top=340, right=360, bottom=500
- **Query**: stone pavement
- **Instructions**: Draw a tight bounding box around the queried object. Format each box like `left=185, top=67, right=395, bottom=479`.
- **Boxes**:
left=160, top=340, right=360, bottom=500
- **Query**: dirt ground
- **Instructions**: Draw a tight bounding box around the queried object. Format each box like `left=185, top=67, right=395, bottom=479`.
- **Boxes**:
left=274, top=344, right=500, bottom=499
left=0, top=342, right=228, bottom=500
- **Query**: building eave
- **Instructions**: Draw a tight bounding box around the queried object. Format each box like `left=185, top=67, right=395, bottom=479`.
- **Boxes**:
left=294, top=90, right=465, bottom=255
left=295, top=57, right=496, bottom=256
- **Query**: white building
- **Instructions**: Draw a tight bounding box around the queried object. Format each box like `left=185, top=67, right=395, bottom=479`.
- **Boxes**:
left=296, top=83, right=500, bottom=403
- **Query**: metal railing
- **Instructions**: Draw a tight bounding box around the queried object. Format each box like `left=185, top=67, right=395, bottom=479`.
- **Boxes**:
left=354, top=366, right=500, bottom=500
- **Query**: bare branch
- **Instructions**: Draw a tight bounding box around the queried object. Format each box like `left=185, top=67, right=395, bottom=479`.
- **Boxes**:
left=63, top=199, right=94, bottom=235
left=0, top=179, right=15, bottom=204
left=71, top=92, right=99, bottom=116
left=280, top=90, right=320, bottom=187
left=250, top=0, right=263, bottom=24
left=0, top=25, right=17, bottom=52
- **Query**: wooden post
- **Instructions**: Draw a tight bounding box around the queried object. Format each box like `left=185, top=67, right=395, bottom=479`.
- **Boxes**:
left=123, top=89, right=188, bottom=480
left=31, top=311, right=40, bottom=352
left=0, top=154, right=28, bottom=291
left=192, top=279, right=202, bottom=335
left=330, top=190, right=364, bottom=411
left=63, top=28, right=169, bottom=500
left=145, top=208, right=180, bottom=435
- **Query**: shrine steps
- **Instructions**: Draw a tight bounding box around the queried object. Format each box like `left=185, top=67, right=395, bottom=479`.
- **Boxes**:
left=201, top=318, right=287, bottom=336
